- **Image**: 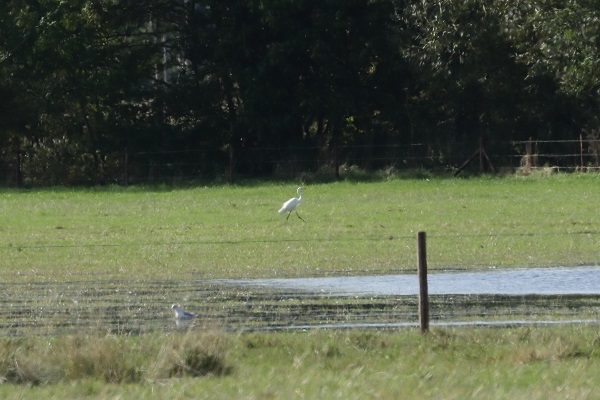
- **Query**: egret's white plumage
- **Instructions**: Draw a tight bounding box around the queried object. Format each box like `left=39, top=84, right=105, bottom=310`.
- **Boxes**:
left=278, top=187, right=305, bottom=222
left=171, top=304, right=196, bottom=319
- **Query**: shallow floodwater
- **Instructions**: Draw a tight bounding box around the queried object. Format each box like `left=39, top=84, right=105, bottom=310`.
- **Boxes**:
left=218, top=266, right=600, bottom=296
left=2, top=266, right=598, bottom=336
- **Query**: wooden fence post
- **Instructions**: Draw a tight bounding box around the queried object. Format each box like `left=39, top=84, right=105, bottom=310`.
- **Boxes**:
left=454, top=137, right=496, bottom=176
left=417, top=231, right=429, bottom=334
left=525, top=137, right=534, bottom=171
left=15, top=151, right=22, bottom=188
left=580, top=133, right=584, bottom=170
left=124, top=148, right=129, bottom=187
left=228, top=145, right=235, bottom=183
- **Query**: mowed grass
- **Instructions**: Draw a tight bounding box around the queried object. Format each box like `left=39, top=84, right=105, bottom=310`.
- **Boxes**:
left=1, top=173, right=600, bottom=281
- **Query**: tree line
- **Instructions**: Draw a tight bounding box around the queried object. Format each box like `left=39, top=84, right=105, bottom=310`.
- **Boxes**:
left=1, top=0, right=599, bottom=184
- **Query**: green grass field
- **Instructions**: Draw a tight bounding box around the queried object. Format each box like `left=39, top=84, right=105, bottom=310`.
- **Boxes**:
left=1, top=174, right=600, bottom=398
left=2, top=174, right=600, bottom=281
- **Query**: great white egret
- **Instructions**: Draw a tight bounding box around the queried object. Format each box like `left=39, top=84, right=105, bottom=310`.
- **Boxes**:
left=278, top=187, right=306, bottom=222
left=171, top=304, right=196, bottom=319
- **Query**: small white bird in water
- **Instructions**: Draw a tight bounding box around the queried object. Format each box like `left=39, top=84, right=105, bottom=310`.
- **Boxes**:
left=278, top=187, right=306, bottom=222
left=171, top=304, right=196, bottom=319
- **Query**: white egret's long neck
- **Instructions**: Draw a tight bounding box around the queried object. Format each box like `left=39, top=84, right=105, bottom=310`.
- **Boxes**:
left=297, top=189, right=303, bottom=201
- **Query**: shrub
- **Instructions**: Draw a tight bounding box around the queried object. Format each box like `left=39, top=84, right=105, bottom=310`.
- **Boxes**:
left=150, top=331, right=232, bottom=379
left=61, top=335, right=142, bottom=383
left=0, top=338, right=61, bottom=385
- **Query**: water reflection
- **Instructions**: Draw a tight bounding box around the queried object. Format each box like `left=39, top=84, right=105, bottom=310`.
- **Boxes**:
left=218, top=266, right=600, bottom=296
left=174, top=318, right=195, bottom=329
left=256, top=319, right=600, bottom=332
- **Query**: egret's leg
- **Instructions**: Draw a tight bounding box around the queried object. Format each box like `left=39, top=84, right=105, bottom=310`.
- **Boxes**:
left=286, top=212, right=291, bottom=221
left=296, top=212, right=306, bottom=222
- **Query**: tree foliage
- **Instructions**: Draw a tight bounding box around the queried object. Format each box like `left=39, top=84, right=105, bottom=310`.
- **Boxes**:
left=0, top=0, right=598, bottom=184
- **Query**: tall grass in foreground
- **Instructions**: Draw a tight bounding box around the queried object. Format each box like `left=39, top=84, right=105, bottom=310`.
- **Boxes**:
left=0, top=331, right=230, bottom=386
left=0, top=326, right=598, bottom=398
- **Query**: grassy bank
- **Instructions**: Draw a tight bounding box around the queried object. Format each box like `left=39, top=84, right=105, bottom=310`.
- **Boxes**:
left=1, top=174, right=600, bottom=281
left=0, top=326, right=598, bottom=399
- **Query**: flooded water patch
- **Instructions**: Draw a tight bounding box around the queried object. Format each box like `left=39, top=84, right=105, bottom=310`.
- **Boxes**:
left=217, top=266, right=600, bottom=296
left=254, top=318, right=600, bottom=332
left=1, top=266, right=599, bottom=336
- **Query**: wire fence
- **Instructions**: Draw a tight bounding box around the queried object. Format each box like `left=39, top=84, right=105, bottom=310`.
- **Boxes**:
left=2, top=137, right=600, bottom=186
